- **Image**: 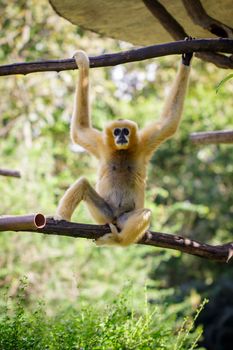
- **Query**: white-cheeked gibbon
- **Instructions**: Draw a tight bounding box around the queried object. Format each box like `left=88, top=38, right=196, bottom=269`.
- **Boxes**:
left=55, top=48, right=193, bottom=246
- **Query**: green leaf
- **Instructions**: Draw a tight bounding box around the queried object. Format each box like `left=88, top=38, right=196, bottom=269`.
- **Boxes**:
left=216, top=73, right=233, bottom=93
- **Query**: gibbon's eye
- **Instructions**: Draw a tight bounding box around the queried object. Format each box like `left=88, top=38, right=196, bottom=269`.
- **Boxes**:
left=113, top=128, right=121, bottom=136
left=123, top=128, right=129, bottom=136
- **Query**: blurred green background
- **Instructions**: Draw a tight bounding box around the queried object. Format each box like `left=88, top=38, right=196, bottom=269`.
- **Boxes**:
left=0, top=0, right=232, bottom=348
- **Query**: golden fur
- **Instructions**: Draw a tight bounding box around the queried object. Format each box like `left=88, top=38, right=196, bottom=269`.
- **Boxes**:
left=55, top=50, right=192, bottom=246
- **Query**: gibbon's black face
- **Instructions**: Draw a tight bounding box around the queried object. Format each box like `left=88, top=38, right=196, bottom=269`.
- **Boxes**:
left=113, top=127, right=130, bottom=147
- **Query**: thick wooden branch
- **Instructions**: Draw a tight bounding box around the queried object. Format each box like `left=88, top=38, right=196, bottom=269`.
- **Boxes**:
left=0, top=168, right=21, bottom=178
left=143, top=0, right=187, bottom=41
left=190, top=130, right=233, bottom=145
left=0, top=39, right=233, bottom=77
left=0, top=214, right=232, bottom=263
left=143, top=0, right=233, bottom=69
left=182, top=0, right=233, bottom=39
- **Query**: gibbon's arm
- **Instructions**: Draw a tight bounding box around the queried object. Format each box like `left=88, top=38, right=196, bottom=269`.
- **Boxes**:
left=139, top=57, right=192, bottom=158
left=71, top=51, right=103, bottom=158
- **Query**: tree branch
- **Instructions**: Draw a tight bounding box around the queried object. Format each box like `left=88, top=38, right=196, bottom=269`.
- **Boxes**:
left=190, top=130, right=233, bottom=145
left=143, top=0, right=233, bottom=69
left=0, top=39, right=233, bottom=77
left=143, top=0, right=187, bottom=41
left=0, top=214, right=232, bottom=263
left=182, top=0, right=233, bottom=38
left=0, top=168, right=21, bottom=178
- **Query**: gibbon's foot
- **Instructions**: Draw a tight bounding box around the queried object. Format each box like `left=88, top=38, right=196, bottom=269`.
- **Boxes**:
left=52, top=214, right=67, bottom=221
left=182, top=36, right=194, bottom=66
left=95, top=223, right=122, bottom=246
left=109, top=223, right=119, bottom=235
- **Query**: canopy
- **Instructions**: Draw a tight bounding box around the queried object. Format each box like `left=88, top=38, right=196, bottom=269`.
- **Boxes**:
left=49, top=0, right=233, bottom=45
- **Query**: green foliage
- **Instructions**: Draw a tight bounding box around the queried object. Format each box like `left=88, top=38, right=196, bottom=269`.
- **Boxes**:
left=0, top=281, right=204, bottom=350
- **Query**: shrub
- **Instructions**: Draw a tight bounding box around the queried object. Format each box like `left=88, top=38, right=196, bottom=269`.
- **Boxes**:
left=0, top=281, right=206, bottom=350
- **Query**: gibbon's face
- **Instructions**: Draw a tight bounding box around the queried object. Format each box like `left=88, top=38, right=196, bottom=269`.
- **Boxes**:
left=105, top=119, right=139, bottom=150
left=113, top=126, right=130, bottom=149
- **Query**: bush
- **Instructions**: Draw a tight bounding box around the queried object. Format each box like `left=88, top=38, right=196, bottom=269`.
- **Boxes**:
left=0, top=281, right=206, bottom=350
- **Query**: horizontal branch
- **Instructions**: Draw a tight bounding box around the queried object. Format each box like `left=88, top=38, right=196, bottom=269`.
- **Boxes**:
left=0, top=39, right=233, bottom=77
left=190, top=130, right=233, bottom=144
left=0, top=214, right=232, bottom=263
left=0, top=168, right=21, bottom=178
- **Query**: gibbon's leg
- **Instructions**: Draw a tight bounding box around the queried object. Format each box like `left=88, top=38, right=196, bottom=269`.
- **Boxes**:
left=55, top=177, right=114, bottom=223
left=96, top=209, right=152, bottom=246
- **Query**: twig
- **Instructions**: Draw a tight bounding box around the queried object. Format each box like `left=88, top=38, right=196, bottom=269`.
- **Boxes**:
left=0, top=214, right=232, bottom=263
left=0, top=39, right=233, bottom=77
left=0, top=168, right=21, bottom=178
left=190, top=130, right=233, bottom=144
left=143, top=0, right=233, bottom=69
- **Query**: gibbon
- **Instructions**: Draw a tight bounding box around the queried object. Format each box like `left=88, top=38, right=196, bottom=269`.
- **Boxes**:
left=55, top=48, right=193, bottom=246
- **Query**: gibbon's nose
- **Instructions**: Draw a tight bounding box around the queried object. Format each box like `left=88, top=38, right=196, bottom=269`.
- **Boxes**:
left=118, top=139, right=127, bottom=144
left=118, top=132, right=128, bottom=144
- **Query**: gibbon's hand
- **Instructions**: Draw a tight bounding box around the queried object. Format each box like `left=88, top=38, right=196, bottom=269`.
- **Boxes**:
left=182, top=37, right=194, bottom=66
